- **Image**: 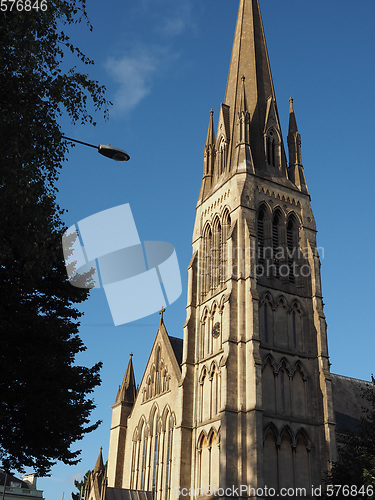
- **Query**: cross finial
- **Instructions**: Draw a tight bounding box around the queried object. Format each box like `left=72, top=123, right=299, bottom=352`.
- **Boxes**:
left=159, top=306, right=166, bottom=324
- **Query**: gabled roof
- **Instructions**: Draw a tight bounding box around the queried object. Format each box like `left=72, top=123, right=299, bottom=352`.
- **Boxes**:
left=331, top=373, right=372, bottom=434
left=168, top=335, right=183, bottom=367
left=0, top=470, right=30, bottom=489
left=133, top=312, right=183, bottom=405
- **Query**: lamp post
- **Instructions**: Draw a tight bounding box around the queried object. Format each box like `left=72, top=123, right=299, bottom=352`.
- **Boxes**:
left=62, top=136, right=130, bottom=162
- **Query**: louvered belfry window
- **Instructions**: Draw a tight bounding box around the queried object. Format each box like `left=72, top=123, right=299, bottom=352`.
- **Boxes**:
left=287, top=218, right=295, bottom=284
left=257, top=209, right=265, bottom=267
left=272, top=213, right=280, bottom=278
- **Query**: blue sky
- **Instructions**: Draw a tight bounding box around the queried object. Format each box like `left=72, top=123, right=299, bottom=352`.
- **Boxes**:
left=34, top=0, right=375, bottom=498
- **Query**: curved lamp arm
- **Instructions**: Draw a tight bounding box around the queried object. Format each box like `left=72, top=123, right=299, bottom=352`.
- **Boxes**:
left=62, top=136, right=130, bottom=162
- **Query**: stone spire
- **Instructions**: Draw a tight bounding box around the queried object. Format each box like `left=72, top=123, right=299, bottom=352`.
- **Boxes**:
left=287, top=97, right=309, bottom=194
left=205, top=109, right=216, bottom=161
left=235, top=76, right=254, bottom=172
left=93, top=447, right=105, bottom=475
left=199, top=109, right=216, bottom=201
left=224, top=0, right=285, bottom=173
left=114, top=354, right=136, bottom=404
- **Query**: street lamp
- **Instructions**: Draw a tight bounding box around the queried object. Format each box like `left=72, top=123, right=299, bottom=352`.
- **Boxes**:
left=62, top=136, right=130, bottom=162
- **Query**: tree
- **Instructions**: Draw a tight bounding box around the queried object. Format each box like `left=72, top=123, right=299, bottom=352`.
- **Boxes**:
left=0, top=1, right=111, bottom=475
left=72, top=470, right=90, bottom=500
left=325, top=376, right=375, bottom=499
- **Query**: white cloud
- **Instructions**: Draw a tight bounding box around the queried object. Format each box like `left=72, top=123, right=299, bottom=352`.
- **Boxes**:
left=105, top=50, right=158, bottom=113
left=136, top=0, right=195, bottom=38
left=158, top=3, right=194, bottom=38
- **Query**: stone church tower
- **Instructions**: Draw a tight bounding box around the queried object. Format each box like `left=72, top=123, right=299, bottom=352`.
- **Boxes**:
left=85, top=1, right=340, bottom=499
left=180, top=0, right=337, bottom=493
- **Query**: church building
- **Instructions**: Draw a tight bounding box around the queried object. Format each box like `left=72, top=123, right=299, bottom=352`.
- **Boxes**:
left=84, top=0, right=367, bottom=498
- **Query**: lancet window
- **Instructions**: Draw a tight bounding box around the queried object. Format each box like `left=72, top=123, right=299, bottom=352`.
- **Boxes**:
left=221, top=209, right=231, bottom=283
left=257, top=208, right=265, bottom=267
left=201, top=210, right=231, bottom=299
left=164, top=415, right=173, bottom=500
left=263, top=426, right=311, bottom=491
left=143, top=347, right=171, bottom=403
left=266, top=128, right=280, bottom=168
left=198, top=363, right=221, bottom=422
left=131, top=408, right=175, bottom=500
left=259, top=293, right=305, bottom=351
left=256, top=205, right=301, bottom=285
left=212, top=217, right=221, bottom=289
left=218, top=137, right=227, bottom=174
left=197, top=428, right=220, bottom=491
left=262, top=355, right=308, bottom=418
left=202, top=224, right=212, bottom=298
left=272, top=211, right=281, bottom=278
left=286, top=216, right=298, bottom=283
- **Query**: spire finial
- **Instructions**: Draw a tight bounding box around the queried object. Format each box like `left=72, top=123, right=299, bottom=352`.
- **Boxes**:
left=159, top=306, right=165, bottom=324
left=130, top=352, right=133, bottom=358
left=210, top=108, right=214, bottom=116
left=289, top=96, right=293, bottom=104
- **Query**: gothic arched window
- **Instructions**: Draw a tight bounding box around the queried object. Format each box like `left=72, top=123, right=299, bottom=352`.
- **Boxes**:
left=292, top=365, right=307, bottom=418
left=197, top=433, right=208, bottom=489
left=266, top=128, right=279, bottom=167
left=212, top=217, right=221, bottom=289
left=290, top=301, right=303, bottom=350
left=286, top=215, right=298, bottom=284
left=164, top=415, right=173, bottom=500
left=279, top=428, right=294, bottom=489
left=201, top=310, right=209, bottom=359
left=218, top=137, right=227, bottom=174
left=221, top=209, right=231, bottom=283
left=260, top=294, right=273, bottom=344
left=295, top=431, right=311, bottom=489
left=272, top=211, right=282, bottom=278
left=208, top=429, right=220, bottom=490
left=155, top=347, right=161, bottom=395
left=151, top=410, right=160, bottom=492
left=257, top=208, right=265, bottom=268
left=201, top=224, right=212, bottom=299
left=262, top=357, right=276, bottom=413
left=263, top=426, right=278, bottom=490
